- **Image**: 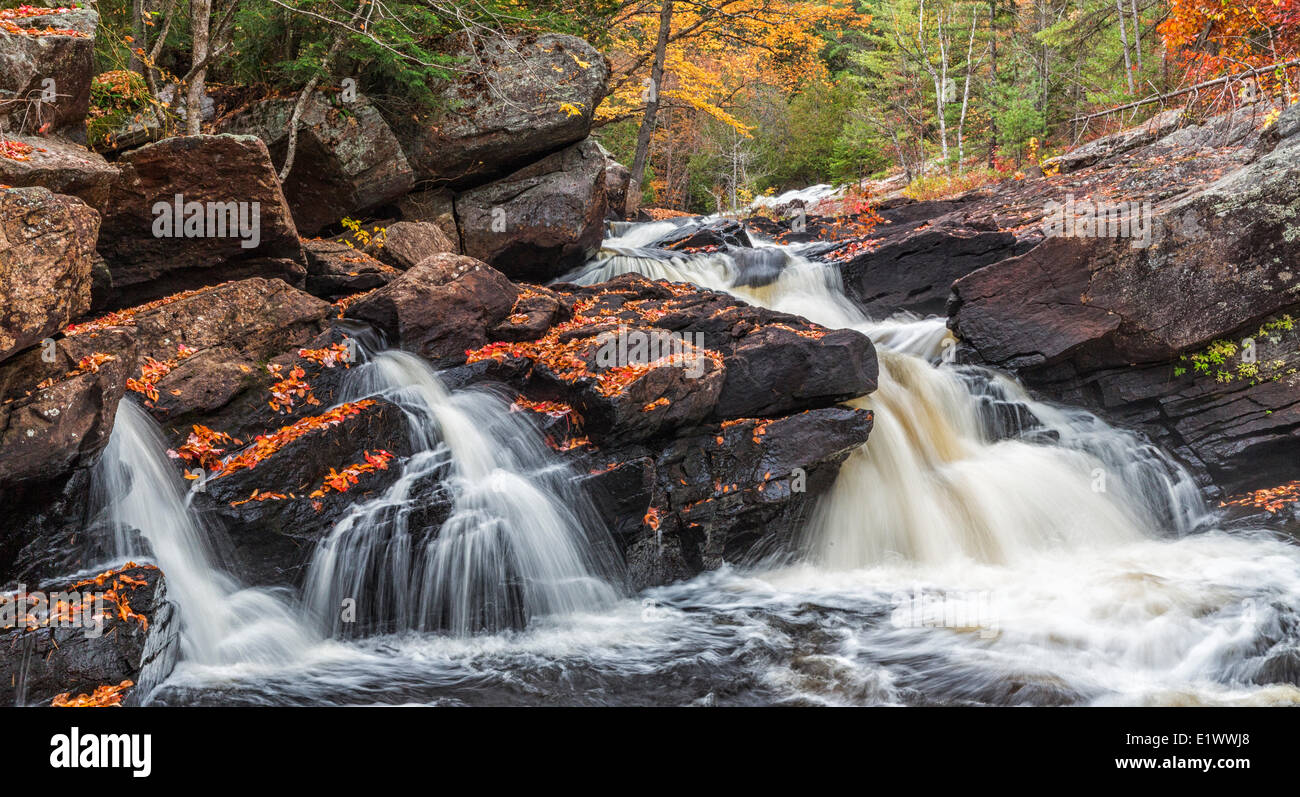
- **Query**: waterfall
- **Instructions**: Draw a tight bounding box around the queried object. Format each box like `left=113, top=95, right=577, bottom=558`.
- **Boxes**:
left=565, top=236, right=1209, bottom=569
left=96, top=402, right=315, bottom=666
left=303, top=351, right=623, bottom=637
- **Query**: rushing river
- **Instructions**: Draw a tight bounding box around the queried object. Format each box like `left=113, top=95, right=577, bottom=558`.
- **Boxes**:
left=114, top=219, right=1300, bottom=706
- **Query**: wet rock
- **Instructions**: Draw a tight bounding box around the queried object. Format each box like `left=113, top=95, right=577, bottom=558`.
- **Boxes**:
left=197, top=398, right=413, bottom=587
left=657, top=218, right=752, bottom=251
left=0, top=564, right=178, bottom=706
left=0, top=135, right=119, bottom=213
left=394, top=33, right=609, bottom=186
left=0, top=187, right=99, bottom=364
left=950, top=112, right=1300, bottom=491
left=345, top=253, right=519, bottom=367
left=96, top=134, right=304, bottom=308
left=0, top=327, right=134, bottom=487
left=302, top=237, right=399, bottom=300
left=580, top=407, right=874, bottom=590
left=469, top=272, right=876, bottom=444
left=0, top=9, right=97, bottom=141
left=455, top=138, right=607, bottom=282
left=838, top=224, right=1019, bottom=316
left=219, top=92, right=415, bottom=235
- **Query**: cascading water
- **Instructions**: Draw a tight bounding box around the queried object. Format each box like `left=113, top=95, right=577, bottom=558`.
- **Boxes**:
left=548, top=219, right=1300, bottom=705
left=139, top=220, right=1300, bottom=707
left=303, top=351, right=623, bottom=637
left=96, top=401, right=314, bottom=667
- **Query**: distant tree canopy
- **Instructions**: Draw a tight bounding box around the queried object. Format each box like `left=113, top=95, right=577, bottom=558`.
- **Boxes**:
left=24, top=0, right=1298, bottom=211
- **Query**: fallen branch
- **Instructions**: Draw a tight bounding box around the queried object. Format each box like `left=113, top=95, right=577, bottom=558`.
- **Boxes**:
left=1068, top=59, right=1300, bottom=123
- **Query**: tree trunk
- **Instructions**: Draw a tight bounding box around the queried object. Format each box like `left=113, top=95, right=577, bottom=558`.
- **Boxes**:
left=1116, top=0, right=1134, bottom=93
left=987, top=0, right=999, bottom=168
left=186, top=0, right=211, bottom=135
left=130, top=0, right=146, bottom=74
left=280, top=1, right=366, bottom=182
left=1130, top=0, right=1143, bottom=72
left=627, top=0, right=674, bottom=214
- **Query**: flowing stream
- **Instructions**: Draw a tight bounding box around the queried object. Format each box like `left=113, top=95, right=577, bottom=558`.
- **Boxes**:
left=115, top=220, right=1300, bottom=706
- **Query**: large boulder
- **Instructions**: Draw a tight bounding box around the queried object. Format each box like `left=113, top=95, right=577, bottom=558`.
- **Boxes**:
left=61, top=277, right=337, bottom=449
left=950, top=106, right=1300, bottom=491
left=197, top=397, right=413, bottom=588
left=219, top=91, right=415, bottom=235
left=301, top=237, right=399, bottom=300
left=580, top=406, right=874, bottom=590
left=96, top=134, right=304, bottom=307
left=455, top=138, right=607, bottom=281
left=458, top=272, right=876, bottom=446
left=369, top=220, right=455, bottom=269
left=344, top=253, right=519, bottom=366
left=395, top=33, right=609, bottom=186
left=0, top=8, right=96, bottom=141
left=0, top=327, right=134, bottom=488
left=0, top=135, right=118, bottom=212
left=0, top=187, right=99, bottom=363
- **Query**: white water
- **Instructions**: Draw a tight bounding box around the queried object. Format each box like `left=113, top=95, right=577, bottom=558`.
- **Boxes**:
left=114, top=219, right=1300, bottom=706
left=303, top=351, right=622, bottom=637
left=96, top=402, right=314, bottom=666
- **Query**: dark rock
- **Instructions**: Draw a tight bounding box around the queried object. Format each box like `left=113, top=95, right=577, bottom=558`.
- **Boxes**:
left=950, top=115, right=1300, bottom=491
left=218, top=92, right=415, bottom=235
left=345, top=253, right=519, bottom=367
left=197, top=398, right=413, bottom=588
left=455, top=138, right=607, bottom=282
left=96, top=135, right=303, bottom=308
left=0, top=187, right=99, bottom=363
left=657, top=218, right=752, bottom=251
left=302, top=237, right=400, bottom=300
left=840, top=224, right=1018, bottom=316
left=0, top=327, right=134, bottom=488
left=580, top=407, right=874, bottom=590
left=394, top=33, right=609, bottom=186
left=0, top=564, right=178, bottom=706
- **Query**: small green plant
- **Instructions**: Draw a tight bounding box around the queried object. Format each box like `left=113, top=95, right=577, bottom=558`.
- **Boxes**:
left=340, top=217, right=386, bottom=249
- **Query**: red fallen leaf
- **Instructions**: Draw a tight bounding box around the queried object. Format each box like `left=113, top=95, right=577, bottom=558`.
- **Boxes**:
left=643, top=506, right=661, bottom=531
left=51, top=680, right=134, bottom=708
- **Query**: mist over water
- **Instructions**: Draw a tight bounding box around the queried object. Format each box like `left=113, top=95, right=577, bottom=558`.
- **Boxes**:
left=115, top=220, right=1300, bottom=706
